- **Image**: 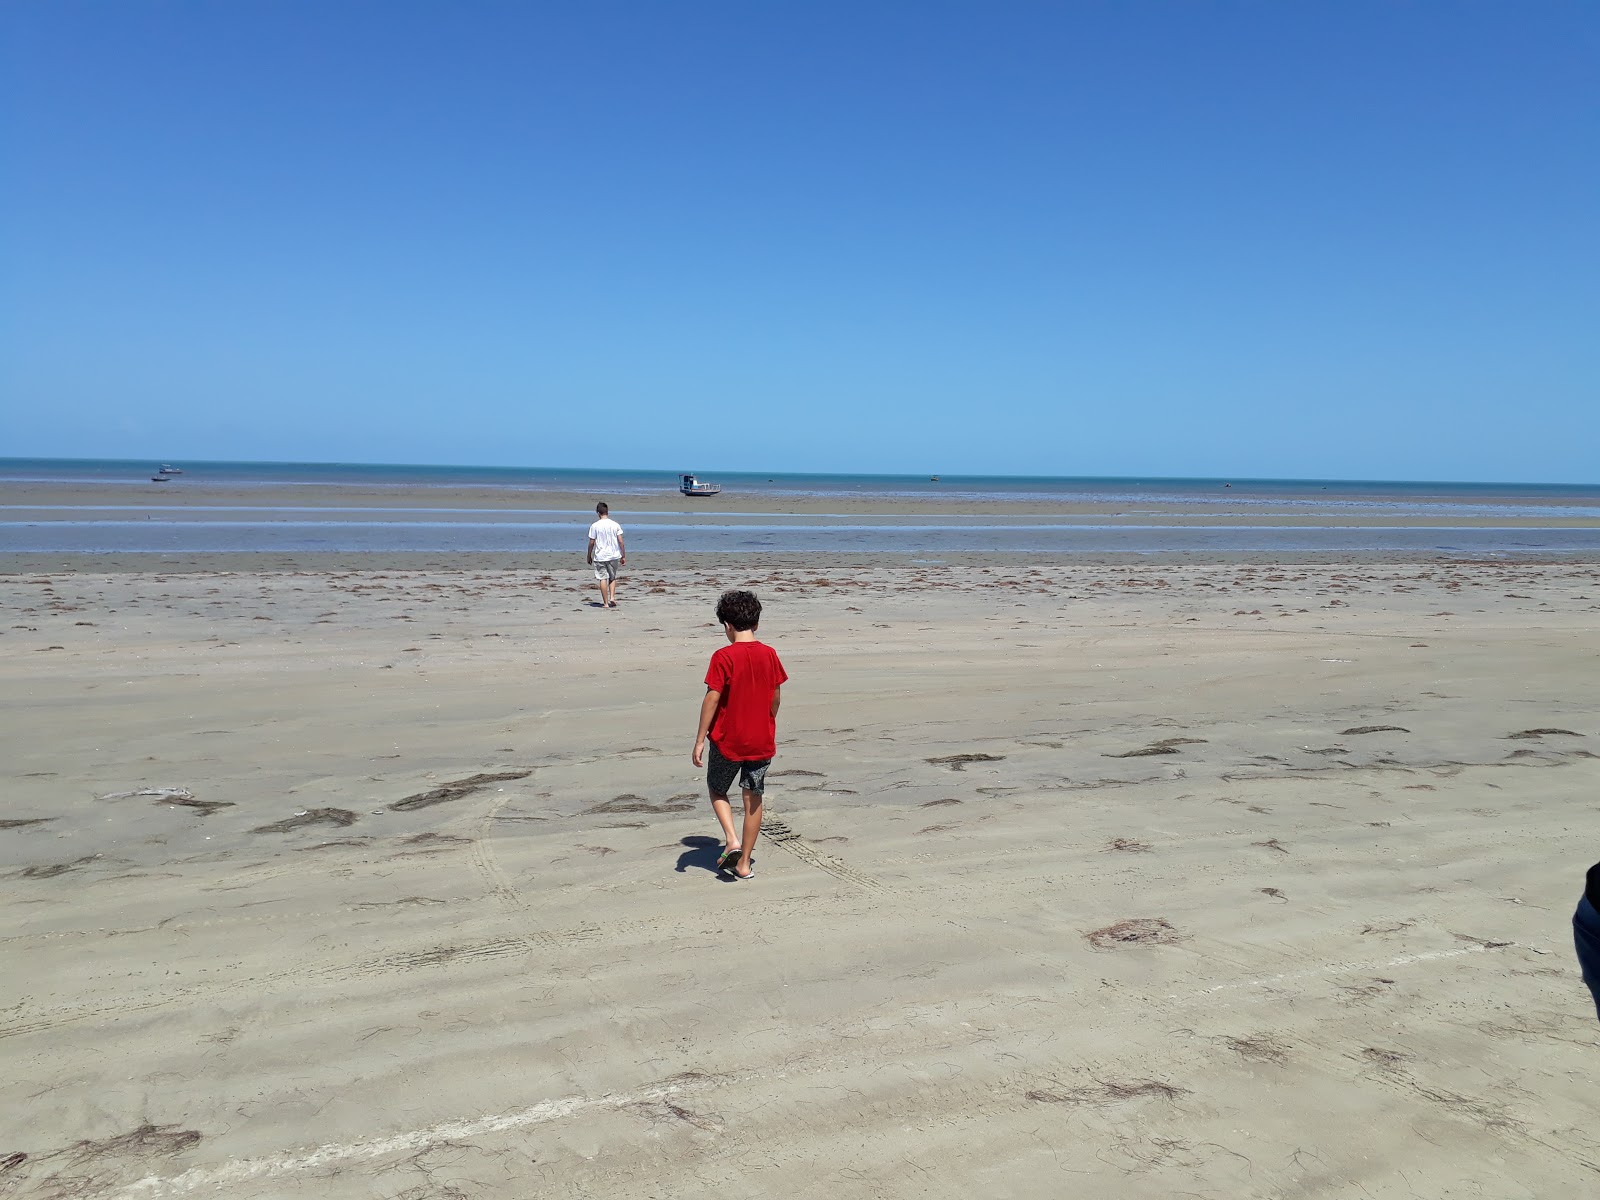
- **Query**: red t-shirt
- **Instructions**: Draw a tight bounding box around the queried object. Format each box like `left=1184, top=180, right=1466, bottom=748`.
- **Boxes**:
left=705, top=640, right=788, bottom=761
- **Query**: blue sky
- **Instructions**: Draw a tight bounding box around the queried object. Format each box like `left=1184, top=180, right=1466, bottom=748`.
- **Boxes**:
left=3, top=2, right=1596, bottom=481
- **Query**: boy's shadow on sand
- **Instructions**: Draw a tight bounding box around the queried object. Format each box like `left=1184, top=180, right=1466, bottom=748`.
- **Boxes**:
left=675, top=835, right=735, bottom=879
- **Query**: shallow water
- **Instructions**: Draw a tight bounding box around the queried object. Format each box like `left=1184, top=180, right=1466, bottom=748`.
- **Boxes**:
left=5, top=517, right=1600, bottom=556
left=4, top=457, right=1598, bottom=506
left=5, top=459, right=1598, bottom=556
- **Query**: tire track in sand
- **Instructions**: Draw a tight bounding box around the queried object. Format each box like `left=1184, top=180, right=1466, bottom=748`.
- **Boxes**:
left=758, top=816, right=887, bottom=893
left=467, top=787, right=594, bottom=953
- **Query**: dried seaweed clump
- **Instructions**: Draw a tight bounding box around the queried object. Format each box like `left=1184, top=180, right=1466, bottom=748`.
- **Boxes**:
left=19, top=1124, right=202, bottom=1195
left=1505, top=728, right=1581, bottom=739
left=403, top=832, right=471, bottom=846
left=65, top=1124, right=202, bottom=1160
left=1340, top=725, right=1410, bottom=735
left=1362, top=1047, right=1409, bottom=1066
left=1105, top=737, right=1207, bottom=759
left=390, top=770, right=532, bottom=812
left=625, top=1099, right=724, bottom=1131
left=925, top=753, right=1005, bottom=771
left=20, top=855, right=99, bottom=879
left=1103, top=837, right=1152, bottom=853
left=252, top=807, right=359, bottom=834
left=1085, top=917, right=1182, bottom=949
left=1027, top=1079, right=1188, bottom=1104
left=1224, top=1035, right=1289, bottom=1064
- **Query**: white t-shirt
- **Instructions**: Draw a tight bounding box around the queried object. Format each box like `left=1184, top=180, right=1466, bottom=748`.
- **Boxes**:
left=588, top=517, right=624, bottom=561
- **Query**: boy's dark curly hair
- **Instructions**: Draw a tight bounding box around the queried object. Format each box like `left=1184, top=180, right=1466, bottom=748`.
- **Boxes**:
left=715, top=589, right=762, bottom=631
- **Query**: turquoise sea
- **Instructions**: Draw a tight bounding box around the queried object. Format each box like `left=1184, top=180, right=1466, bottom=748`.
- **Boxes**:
left=5, top=457, right=1600, bottom=503
left=3, top=458, right=1599, bottom=557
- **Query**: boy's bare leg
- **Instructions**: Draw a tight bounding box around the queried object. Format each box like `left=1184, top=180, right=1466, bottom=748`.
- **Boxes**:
left=709, top=790, right=740, bottom=853
left=735, top=789, right=762, bottom=877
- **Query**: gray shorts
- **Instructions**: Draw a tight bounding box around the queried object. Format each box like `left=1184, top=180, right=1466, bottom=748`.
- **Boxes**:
left=707, top=739, right=771, bottom=796
left=592, top=558, right=620, bottom=581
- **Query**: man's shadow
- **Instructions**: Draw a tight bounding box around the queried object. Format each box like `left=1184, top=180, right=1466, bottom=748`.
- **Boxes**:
left=675, top=835, right=732, bottom=878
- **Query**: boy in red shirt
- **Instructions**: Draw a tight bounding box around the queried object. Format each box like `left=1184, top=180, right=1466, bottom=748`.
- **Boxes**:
left=691, top=590, right=788, bottom=881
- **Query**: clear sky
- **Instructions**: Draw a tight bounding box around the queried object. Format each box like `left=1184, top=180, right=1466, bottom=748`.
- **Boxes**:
left=3, top=2, right=1596, bottom=482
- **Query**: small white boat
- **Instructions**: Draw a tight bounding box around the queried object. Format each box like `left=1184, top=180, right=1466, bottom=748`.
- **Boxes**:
left=679, top=473, right=722, bottom=497
left=150, top=475, right=171, bottom=483
left=157, top=464, right=183, bottom=475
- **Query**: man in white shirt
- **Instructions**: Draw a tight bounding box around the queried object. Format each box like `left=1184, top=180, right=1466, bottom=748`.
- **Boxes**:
left=586, top=502, right=626, bottom=608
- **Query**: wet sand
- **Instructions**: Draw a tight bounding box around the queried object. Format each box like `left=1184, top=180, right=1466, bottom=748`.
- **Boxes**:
left=3, top=559, right=1600, bottom=1196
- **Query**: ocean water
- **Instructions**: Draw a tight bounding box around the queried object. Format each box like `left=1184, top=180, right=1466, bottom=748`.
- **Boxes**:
left=3, top=458, right=1598, bottom=557
left=4, top=457, right=1599, bottom=505
left=4, top=518, right=1600, bottom=557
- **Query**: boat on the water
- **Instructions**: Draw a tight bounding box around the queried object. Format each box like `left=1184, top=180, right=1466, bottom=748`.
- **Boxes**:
left=157, top=464, right=183, bottom=475
left=150, top=475, right=171, bottom=483
left=679, top=473, right=722, bottom=497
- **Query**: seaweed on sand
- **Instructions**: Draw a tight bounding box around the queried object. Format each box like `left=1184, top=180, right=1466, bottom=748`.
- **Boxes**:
left=1085, top=918, right=1182, bottom=948
left=925, top=753, right=1005, bottom=771
left=389, top=771, right=532, bottom=812
left=252, top=808, right=359, bottom=833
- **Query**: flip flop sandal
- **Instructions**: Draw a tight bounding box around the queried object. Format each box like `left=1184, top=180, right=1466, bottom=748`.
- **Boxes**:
left=717, top=849, right=741, bottom=873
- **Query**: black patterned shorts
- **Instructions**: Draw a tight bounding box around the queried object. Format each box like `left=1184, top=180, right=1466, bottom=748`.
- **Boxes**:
left=706, top=739, right=771, bottom=796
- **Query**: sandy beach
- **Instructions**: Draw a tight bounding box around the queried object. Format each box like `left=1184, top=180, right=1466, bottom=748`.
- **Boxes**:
left=4, top=557, right=1600, bottom=1197
left=10, top=0, right=1598, bottom=1189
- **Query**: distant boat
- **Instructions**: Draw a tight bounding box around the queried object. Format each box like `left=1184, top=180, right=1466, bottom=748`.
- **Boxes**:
left=930, top=475, right=940, bottom=481
left=150, top=475, right=171, bottom=483
left=157, top=464, right=183, bottom=475
left=679, top=473, right=722, bottom=497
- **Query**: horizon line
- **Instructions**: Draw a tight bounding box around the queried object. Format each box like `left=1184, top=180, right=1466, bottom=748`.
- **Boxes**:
left=1, top=456, right=1596, bottom=491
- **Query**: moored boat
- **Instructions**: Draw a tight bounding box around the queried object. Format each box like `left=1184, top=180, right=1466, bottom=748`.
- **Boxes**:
left=679, top=473, right=722, bottom=497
